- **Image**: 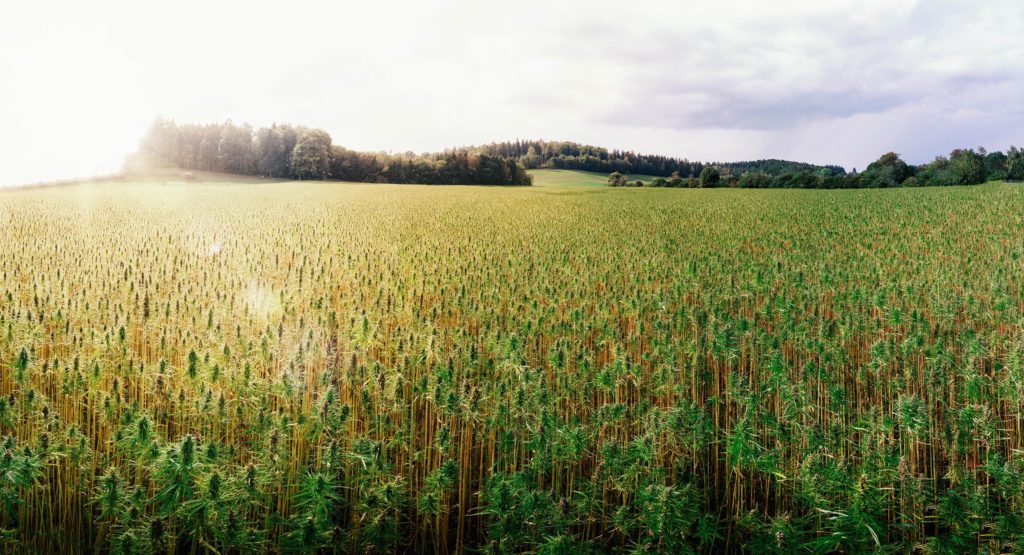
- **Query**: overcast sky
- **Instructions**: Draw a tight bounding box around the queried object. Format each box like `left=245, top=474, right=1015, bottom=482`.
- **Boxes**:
left=1, top=0, right=1022, bottom=185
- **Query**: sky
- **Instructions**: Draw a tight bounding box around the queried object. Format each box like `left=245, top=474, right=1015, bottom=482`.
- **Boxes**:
left=1, top=0, right=1022, bottom=186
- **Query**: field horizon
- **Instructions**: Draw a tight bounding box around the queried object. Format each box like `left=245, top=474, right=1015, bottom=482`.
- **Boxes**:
left=1, top=167, right=642, bottom=191
left=10, top=165, right=1017, bottom=193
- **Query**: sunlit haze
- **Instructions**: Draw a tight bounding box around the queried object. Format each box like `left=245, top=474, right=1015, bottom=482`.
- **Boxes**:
left=1, top=0, right=1022, bottom=186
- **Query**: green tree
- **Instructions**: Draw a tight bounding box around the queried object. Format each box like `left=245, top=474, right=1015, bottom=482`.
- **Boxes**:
left=197, top=132, right=220, bottom=171
left=667, top=171, right=683, bottom=188
left=984, top=150, right=1008, bottom=180
left=291, top=128, right=332, bottom=180
left=738, top=171, right=772, bottom=188
left=699, top=166, right=720, bottom=188
left=254, top=125, right=294, bottom=178
left=862, top=152, right=914, bottom=187
left=947, top=148, right=986, bottom=185
left=218, top=122, right=254, bottom=174
left=915, top=155, right=954, bottom=186
left=606, top=172, right=628, bottom=187
left=475, top=154, right=512, bottom=185
left=139, top=117, right=181, bottom=166
left=1007, top=146, right=1024, bottom=181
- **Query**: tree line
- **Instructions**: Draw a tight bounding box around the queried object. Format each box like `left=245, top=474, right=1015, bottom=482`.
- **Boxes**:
left=608, top=147, right=1024, bottom=189
left=479, top=139, right=845, bottom=177
left=133, top=118, right=533, bottom=186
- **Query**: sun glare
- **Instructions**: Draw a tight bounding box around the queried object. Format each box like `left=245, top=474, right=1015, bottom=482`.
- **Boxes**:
left=244, top=282, right=280, bottom=321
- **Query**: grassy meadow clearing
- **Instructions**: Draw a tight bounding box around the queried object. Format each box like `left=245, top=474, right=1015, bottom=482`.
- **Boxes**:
left=529, top=169, right=656, bottom=188
left=2, top=175, right=1024, bottom=552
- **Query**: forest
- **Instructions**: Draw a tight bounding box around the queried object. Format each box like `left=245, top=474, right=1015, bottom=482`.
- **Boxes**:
left=479, top=139, right=845, bottom=178
left=608, top=147, right=1024, bottom=189
left=133, top=119, right=533, bottom=186
left=134, top=121, right=856, bottom=188
left=134, top=119, right=1022, bottom=191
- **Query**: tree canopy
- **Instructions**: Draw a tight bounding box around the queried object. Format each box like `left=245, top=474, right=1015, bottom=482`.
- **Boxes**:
left=608, top=147, right=1016, bottom=189
left=1005, top=146, right=1024, bottom=181
left=134, top=118, right=533, bottom=186
left=477, top=139, right=845, bottom=178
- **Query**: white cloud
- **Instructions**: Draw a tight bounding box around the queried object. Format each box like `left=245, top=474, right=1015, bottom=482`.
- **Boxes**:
left=0, top=0, right=1021, bottom=185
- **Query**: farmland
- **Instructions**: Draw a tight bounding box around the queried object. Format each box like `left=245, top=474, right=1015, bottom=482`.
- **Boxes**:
left=2, top=176, right=1024, bottom=552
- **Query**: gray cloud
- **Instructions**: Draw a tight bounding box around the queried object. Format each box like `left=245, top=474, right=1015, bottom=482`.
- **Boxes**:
left=598, top=87, right=910, bottom=130
left=1, top=0, right=1022, bottom=184
left=500, top=0, right=1024, bottom=169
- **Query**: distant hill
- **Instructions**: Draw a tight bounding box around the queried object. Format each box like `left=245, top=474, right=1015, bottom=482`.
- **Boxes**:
left=476, top=139, right=846, bottom=178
